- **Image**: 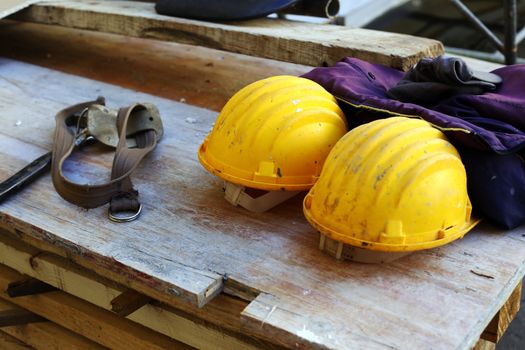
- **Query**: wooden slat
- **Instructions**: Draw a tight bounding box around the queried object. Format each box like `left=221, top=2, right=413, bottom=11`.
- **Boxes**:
left=0, top=299, right=108, bottom=350
left=0, top=21, right=309, bottom=112
left=0, top=309, right=45, bottom=328
left=481, top=281, right=522, bottom=343
left=0, top=331, right=34, bottom=350
left=0, top=234, right=268, bottom=350
left=1, top=57, right=525, bottom=350
left=13, top=0, right=444, bottom=70
left=110, top=290, right=152, bottom=317
left=0, top=264, right=193, bottom=350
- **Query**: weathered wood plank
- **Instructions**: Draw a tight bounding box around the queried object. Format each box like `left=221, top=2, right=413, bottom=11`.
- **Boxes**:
left=0, top=21, right=310, bottom=112
left=0, top=234, right=267, bottom=350
left=0, top=58, right=525, bottom=350
left=481, top=281, right=522, bottom=343
left=13, top=0, right=444, bottom=70
left=0, top=299, right=108, bottom=350
left=0, top=57, right=222, bottom=309
left=0, top=264, right=193, bottom=350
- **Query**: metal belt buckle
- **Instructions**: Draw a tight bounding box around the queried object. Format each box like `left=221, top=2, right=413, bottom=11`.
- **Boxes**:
left=108, top=203, right=143, bottom=223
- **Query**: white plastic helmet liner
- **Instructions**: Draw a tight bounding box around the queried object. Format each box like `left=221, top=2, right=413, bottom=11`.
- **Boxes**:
left=223, top=182, right=301, bottom=213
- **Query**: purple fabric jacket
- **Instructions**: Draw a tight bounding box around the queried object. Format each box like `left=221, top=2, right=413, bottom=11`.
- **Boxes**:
left=302, top=58, right=525, bottom=229
left=303, top=57, right=525, bottom=154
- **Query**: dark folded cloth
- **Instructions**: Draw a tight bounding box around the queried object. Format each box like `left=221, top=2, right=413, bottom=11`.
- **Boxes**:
left=458, top=147, right=525, bottom=229
left=387, top=56, right=502, bottom=107
left=155, top=0, right=298, bottom=21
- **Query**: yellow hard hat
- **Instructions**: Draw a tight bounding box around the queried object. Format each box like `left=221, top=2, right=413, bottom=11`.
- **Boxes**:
left=303, top=117, right=479, bottom=261
left=198, top=75, right=347, bottom=192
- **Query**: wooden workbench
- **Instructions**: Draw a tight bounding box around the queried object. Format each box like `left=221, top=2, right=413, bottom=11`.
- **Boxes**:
left=0, top=3, right=523, bottom=350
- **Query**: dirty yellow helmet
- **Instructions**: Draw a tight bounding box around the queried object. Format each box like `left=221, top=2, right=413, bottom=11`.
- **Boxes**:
left=198, top=75, right=347, bottom=212
left=303, top=117, right=479, bottom=262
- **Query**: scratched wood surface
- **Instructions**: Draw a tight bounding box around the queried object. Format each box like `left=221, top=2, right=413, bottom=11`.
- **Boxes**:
left=12, top=0, right=444, bottom=71
left=1, top=58, right=525, bottom=349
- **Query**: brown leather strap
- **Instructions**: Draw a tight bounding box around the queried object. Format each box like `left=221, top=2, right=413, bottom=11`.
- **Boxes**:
left=51, top=98, right=162, bottom=219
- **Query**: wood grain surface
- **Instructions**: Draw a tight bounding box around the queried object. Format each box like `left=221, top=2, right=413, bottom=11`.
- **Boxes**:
left=0, top=299, right=108, bottom=350
left=0, top=331, right=34, bottom=350
left=0, top=21, right=310, bottom=112
left=0, top=58, right=524, bottom=350
left=12, top=0, right=444, bottom=71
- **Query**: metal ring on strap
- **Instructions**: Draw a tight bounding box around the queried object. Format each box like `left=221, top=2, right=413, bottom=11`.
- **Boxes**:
left=108, top=203, right=143, bottom=223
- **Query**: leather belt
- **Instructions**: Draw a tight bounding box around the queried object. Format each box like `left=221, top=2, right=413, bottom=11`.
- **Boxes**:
left=52, top=97, right=163, bottom=222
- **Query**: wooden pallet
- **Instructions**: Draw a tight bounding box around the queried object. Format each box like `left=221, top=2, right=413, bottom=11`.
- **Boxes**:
left=0, top=2, right=522, bottom=349
left=0, top=229, right=520, bottom=350
left=0, top=233, right=266, bottom=349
